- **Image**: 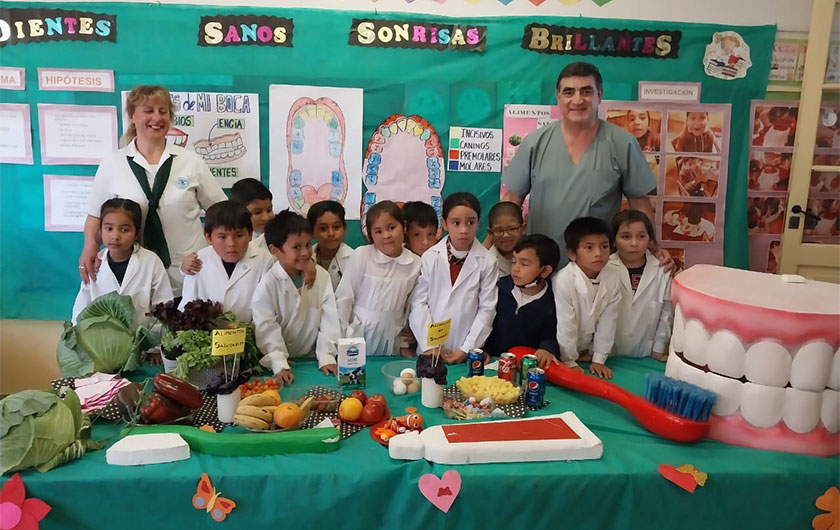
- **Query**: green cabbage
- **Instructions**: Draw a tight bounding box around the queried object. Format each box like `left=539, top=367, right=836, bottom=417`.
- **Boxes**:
left=0, top=389, right=105, bottom=474
left=57, top=292, right=155, bottom=377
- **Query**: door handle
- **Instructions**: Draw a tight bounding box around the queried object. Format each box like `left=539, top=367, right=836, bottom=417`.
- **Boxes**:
left=791, top=204, right=822, bottom=222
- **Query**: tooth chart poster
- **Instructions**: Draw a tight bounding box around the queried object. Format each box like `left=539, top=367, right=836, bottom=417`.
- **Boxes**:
left=120, top=91, right=260, bottom=188
left=268, top=84, right=363, bottom=220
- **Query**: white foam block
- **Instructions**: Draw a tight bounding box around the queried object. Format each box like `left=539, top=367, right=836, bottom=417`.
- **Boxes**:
left=415, top=412, right=603, bottom=465
left=106, top=433, right=190, bottom=466
left=388, top=430, right=425, bottom=460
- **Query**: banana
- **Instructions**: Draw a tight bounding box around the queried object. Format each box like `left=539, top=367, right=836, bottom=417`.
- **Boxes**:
left=298, top=396, right=315, bottom=418
left=240, top=394, right=276, bottom=407
left=233, top=414, right=270, bottom=430
left=235, top=405, right=273, bottom=422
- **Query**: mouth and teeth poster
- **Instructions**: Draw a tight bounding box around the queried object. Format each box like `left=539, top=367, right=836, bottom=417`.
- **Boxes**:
left=120, top=90, right=261, bottom=188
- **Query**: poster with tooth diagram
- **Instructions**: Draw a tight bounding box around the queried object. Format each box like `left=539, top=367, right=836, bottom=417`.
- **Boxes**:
left=268, top=84, right=363, bottom=219
left=121, top=91, right=260, bottom=188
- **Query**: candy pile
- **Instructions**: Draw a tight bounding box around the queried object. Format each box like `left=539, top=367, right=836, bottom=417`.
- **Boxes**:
left=443, top=396, right=507, bottom=420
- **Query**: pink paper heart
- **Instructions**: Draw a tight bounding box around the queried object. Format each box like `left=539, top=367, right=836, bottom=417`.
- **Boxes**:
left=418, top=470, right=462, bottom=513
left=658, top=464, right=697, bottom=493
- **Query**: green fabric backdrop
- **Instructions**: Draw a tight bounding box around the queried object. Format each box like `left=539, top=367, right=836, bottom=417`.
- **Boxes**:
left=0, top=3, right=774, bottom=319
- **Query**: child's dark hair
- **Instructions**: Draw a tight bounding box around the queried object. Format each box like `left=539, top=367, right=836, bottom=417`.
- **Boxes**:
left=514, top=234, right=560, bottom=272
left=365, top=200, right=405, bottom=238
left=203, top=201, right=253, bottom=235
left=306, top=200, right=346, bottom=229
left=229, top=178, right=272, bottom=206
left=612, top=210, right=658, bottom=247
left=265, top=210, right=312, bottom=249
left=100, top=198, right=143, bottom=234
left=402, top=201, right=438, bottom=229
left=564, top=216, right=613, bottom=250
left=442, top=192, right=481, bottom=220
left=488, top=201, right=524, bottom=226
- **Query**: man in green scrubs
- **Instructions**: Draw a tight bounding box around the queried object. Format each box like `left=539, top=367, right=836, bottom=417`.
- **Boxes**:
left=502, top=62, right=671, bottom=267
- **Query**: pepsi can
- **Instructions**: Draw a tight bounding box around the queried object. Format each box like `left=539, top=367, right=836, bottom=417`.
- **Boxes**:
left=525, top=367, right=546, bottom=408
left=467, top=349, right=485, bottom=377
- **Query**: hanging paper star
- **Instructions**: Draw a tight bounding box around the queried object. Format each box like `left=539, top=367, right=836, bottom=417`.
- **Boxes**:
left=529, top=0, right=547, bottom=6
left=0, top=474, right=51, bottom=530
left=591, top=0, right=615, bottom=5
left=497, top=0, right=515, bottom=4
left=559, top=0, right=582, bottom=5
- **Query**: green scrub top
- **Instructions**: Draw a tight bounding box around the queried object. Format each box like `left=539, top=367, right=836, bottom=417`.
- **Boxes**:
left=502, top=119, right=656, bottom=264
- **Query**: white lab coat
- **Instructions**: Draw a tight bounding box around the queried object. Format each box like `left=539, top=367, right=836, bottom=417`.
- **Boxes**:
left=251, top=262, right=340, bottom=373
left=251, top=232, right=268, bottom=251
left=551, top=261, right=622, bottom=367
left=179, top=242, right=275, bottom=322
left=72, top=245, right=173, bottom=329
left=335, top=245, right=421, bottom=356
left=489, top=245, right=512, bottom=276
left=87, top=141, right=227, bottom=296
left=314, top=242, right=355, bottom=291
left=607, top=252, right=673, bottom=358
left=409, top=237, right=498, bottom=353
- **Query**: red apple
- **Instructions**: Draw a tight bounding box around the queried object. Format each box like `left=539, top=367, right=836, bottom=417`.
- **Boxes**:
left=367, top=394, right=387, bottom=408
left=350, top=390, right=367, bottom=405
left=360, top=401, right=385, bottom=424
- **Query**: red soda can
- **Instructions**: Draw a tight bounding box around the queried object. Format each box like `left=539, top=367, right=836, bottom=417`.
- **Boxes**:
left=498, top=352, right=518, bottom=383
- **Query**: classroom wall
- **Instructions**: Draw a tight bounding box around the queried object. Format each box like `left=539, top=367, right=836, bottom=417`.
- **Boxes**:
left=0, top=0, right=824, bottom=393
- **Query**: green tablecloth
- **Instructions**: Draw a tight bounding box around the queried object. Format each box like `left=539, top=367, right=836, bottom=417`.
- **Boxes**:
left=3, top=358, right=836, bottom=529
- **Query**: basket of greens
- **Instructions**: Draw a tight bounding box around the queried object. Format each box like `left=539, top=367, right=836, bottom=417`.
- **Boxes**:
left=149, top=300, right=261, bottom=388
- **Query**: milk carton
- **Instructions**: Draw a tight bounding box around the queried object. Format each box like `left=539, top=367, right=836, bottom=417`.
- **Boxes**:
left=337, top=337, right=366, bottom=389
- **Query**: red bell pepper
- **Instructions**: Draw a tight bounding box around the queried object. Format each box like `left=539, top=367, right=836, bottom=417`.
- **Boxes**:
left=140, top=392, right=187, bottom=424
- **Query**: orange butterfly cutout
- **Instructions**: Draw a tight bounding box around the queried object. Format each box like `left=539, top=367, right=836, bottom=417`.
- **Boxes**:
left=192, top=473, right=236, bottom=522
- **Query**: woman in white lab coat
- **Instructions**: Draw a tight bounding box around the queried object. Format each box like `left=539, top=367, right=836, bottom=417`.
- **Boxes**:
left=78, top=85, right=227, bottom=296
left=409, top=193, right=498, bottom=363
left=335, top=201, right=421, bottom=356
left=72, top=199, right=173, bottom=329
left=607, top=210, right=673, bottom=360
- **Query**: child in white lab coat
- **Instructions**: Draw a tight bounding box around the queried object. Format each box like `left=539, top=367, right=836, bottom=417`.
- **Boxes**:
left=72, top=198, right=173, bottom=328
left=229, top=178, right=274, bottom=251
left=409, top=192, right=498, bottom=364
left=608, top=210, right=672, bottom=361
left=552, top=217, right=622, bottom=379
left=179, top=201, right=274, bottom=322
left=402, top=201, right=439, bottom=257
left=252, top=210, right=340, bottom=384
left=486, top=201, right=526, bottom=276
left=335, top=201, right=421, bottom=356
left=308, top=200, right=354, bottom=290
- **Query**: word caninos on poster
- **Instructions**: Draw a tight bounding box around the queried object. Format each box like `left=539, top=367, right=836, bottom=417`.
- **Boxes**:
left=0, top=8, right=116, bottom=47
left=349, top=18, right=486, bottom=52
left=199, top=15, right=293, bottom=47
left=523, top=24, right=681, bottom=58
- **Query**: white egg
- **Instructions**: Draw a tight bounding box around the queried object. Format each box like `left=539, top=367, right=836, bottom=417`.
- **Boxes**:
left=393, top=379, right=407, bottom=395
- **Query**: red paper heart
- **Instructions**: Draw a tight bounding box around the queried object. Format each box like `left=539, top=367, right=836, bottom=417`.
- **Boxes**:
left=658, top=464, right=698, bottom=493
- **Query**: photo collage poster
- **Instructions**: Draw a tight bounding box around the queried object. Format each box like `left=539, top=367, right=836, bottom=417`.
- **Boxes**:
left=600, top=101, right=732, bottom=269
left=747, top=100, right=840, bottom=273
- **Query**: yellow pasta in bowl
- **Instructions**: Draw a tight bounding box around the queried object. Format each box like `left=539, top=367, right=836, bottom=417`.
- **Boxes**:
left=455, top=376, right=521, bottom=405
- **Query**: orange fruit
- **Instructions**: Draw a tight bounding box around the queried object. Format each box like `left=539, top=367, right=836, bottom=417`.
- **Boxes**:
left=273, top=402, right=302, bottom=429
left=338, top=397, right=363, bottom=422
left=262, top=389, right=282, bottom=405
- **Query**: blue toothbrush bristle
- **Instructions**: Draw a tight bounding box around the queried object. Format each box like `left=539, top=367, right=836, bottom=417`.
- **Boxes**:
left=644, top=373, right=717, bottom=422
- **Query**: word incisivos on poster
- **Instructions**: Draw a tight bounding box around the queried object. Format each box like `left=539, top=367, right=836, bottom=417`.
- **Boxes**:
left=600, top=100, right=732, bottom=268
left=121, top=90, right=260, bottom=188
left=448, top=126, right=502, bottom=173
left=0, top=8, right=116, bottom=47
left=522, top=24, right=680, bottom=58
left=349, top=18, right=486, bottom=52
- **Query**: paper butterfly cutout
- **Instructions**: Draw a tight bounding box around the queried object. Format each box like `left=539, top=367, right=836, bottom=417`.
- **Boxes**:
left=192, top=473, right=236, bottom=522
